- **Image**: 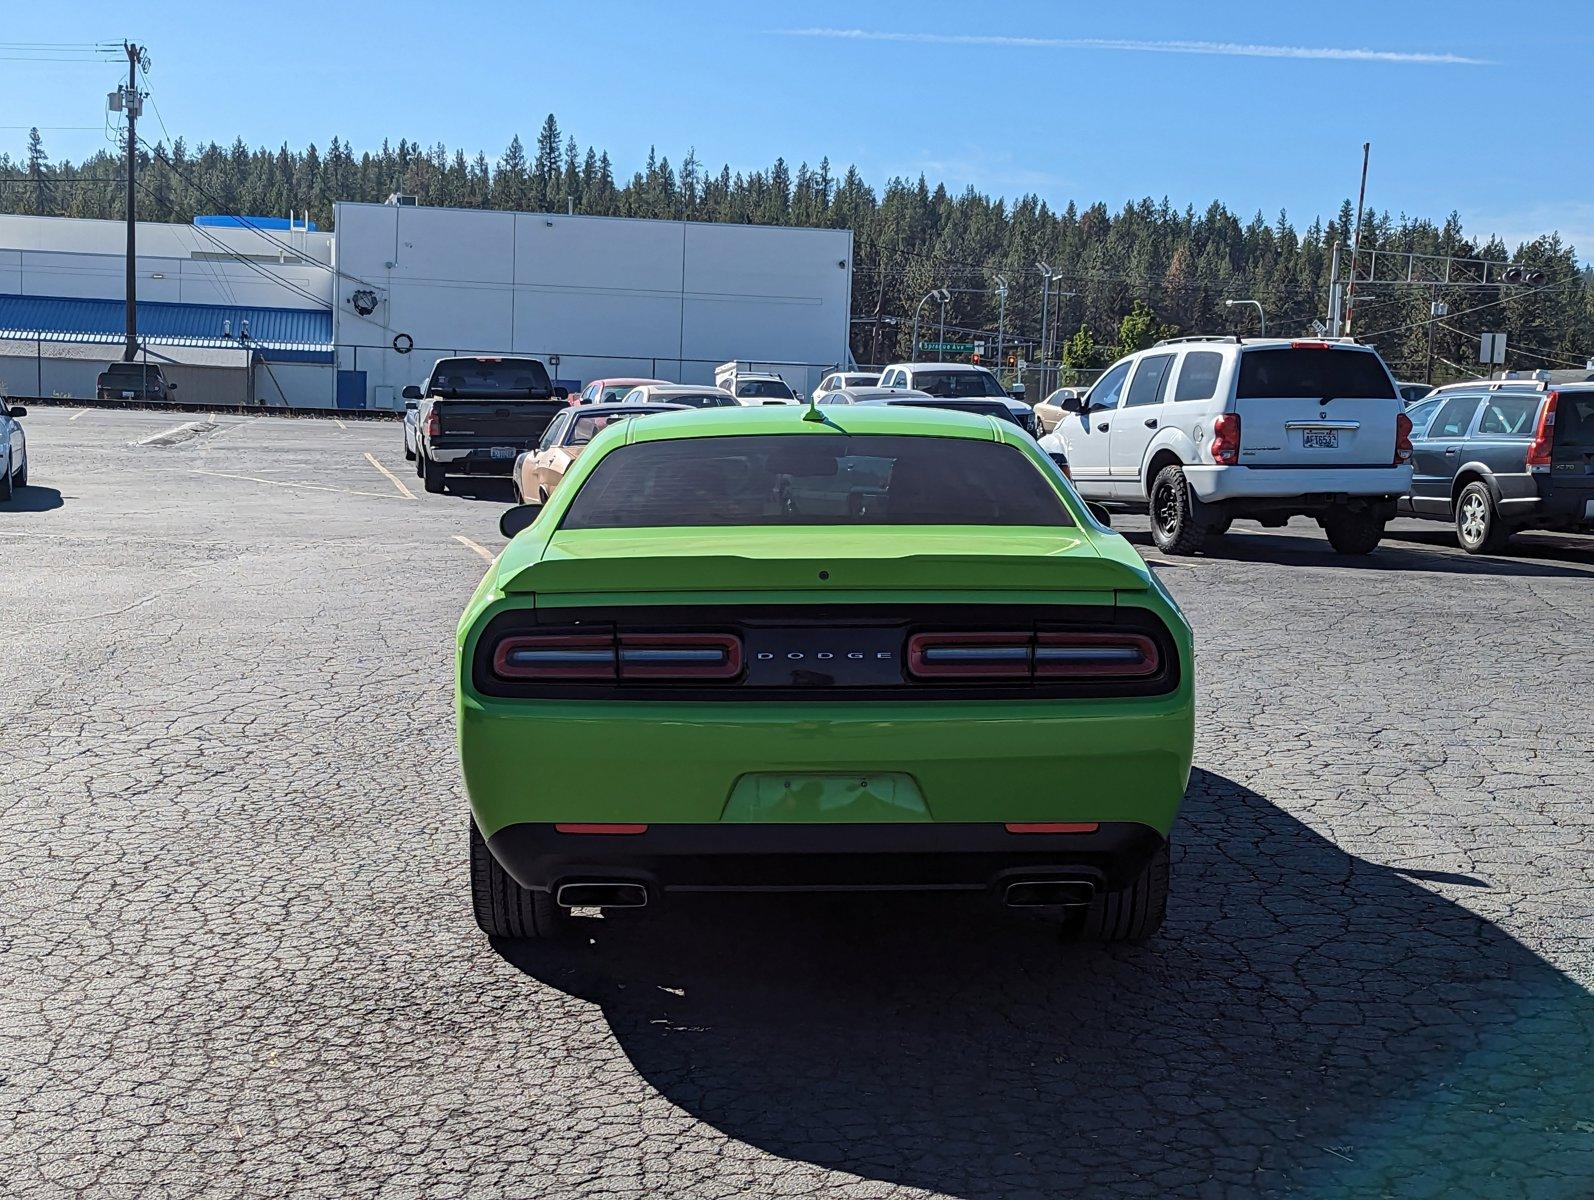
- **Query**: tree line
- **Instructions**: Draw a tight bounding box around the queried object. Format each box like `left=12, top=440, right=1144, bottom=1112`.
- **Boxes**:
left=4, top=116, right=1591, bottom=382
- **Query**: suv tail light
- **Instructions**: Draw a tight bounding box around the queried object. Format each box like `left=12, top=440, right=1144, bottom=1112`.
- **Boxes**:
left=1526, top=391, right=1558, bottom=471
left=907, top=630, right=1160, bottom=681
left=1394, top=411, right=1413, bottom=464
left=491, top=630, right=742, bottom=682
left=1210, top=412, right=1241, bottom=465
left=424, top=409, right=441, bottom=437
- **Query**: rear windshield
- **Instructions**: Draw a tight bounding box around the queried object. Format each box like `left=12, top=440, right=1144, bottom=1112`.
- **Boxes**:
left=913, top=370, right=1007, bottom=399
left=1556, top=393, right=1594, bottom=449
left=559, top=434, right=1073, bottom=529
left=736, top=380, right=796, bottom=399
left=429, top=358, right=552, bottom=399
left=1236, top=349, right=1395, bottom=400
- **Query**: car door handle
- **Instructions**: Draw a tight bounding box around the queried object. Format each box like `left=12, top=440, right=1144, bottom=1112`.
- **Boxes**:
left=1096, top=422, right=1109, bottom=432
left=1444, top=448, right=1458, bottom=455
left=1144, top=418, right=1157, bottom=428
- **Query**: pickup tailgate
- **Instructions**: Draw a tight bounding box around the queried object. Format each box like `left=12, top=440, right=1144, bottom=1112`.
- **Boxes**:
left=1233, top=345, right=1401, bottom=468
left=432, top=399, right=566, bottom=444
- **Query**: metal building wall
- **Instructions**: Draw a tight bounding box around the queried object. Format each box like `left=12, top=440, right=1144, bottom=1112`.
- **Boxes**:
left=331, top=203, right=853, bottom=408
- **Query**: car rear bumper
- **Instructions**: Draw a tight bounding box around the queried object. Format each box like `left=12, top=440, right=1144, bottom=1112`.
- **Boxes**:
left=485, top=819, right=1165, bottom=897
left=426, top=443, right=525, bottom=474
left=1185, top=464, right=1412, bottom=502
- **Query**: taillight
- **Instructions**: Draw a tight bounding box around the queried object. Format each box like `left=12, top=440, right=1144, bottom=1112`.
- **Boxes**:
left=1526, top=391, right=1557, bottom=470
left=490, top=630, right=742, bottom=682
left=1394, top=411, right=1413, bottom=464
left=907, top=631, right=1160, bottom=681
left=1290, top=340, right=1330, bottom=350
left=424, top=409, right=441, bottom=437
left=1210, top=412, right=1241, bottom=465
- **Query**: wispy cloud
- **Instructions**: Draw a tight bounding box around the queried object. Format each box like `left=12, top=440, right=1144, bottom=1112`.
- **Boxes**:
left=773, top=28, right=1489, bottom=66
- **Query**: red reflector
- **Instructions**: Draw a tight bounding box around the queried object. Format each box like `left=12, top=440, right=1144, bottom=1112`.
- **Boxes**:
left=554, top=824, right=649, bottom=835
left=1005, top=822, right=1100, bottom=834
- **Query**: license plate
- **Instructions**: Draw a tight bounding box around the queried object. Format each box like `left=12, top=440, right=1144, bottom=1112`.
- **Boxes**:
left=121, top=391, right=136, bottom=399
left=489, top=446, right=516, bottom=460
left=1303, top=429, right=1339, bottom=449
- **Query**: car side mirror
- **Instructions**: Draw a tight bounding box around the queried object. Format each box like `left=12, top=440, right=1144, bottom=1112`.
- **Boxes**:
left=553, top=386, right=569, bottom=400
left=499, top=504, right=541, bottom=539
left=1059, top=393, right=1086, bottom=413
left=7, top=405, right=26, bottom=418
left=401, top=385, right=422, bottom=400
left=1086, top=502, right=1112, bottom=528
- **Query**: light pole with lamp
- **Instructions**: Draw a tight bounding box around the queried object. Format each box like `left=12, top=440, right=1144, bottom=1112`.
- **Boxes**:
left=1225, top=298, right=1266, bottom=337
left=911, top=287, right=951, bottom=360
left=1036, top=262, right=1053, bottom=368
left=993, top=274, right=1008, bottom=377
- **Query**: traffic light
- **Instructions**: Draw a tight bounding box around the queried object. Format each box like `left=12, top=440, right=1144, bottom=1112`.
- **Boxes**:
left=1502, top=267, right=1548, bottom=286
left=1007, top=353, right=1017, bottom=367
left=971, top=352, right=981, bottom=364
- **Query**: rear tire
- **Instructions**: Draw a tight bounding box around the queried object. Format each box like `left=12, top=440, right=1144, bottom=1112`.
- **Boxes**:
left=1323, top=509, right=1385, bottom=555
left=0, top=453, right=11, bottom=502
left=422, top=453, right=446, bottom=494
left=403, top=436, right=416, bottom=462
left=1069, top=841, right=1170, bottom=943
left=469, top=820, right=568, bottom=941
left=1148, top=465, right=1207, bottom=555
left=1455, top=481, right=1510, bottom=554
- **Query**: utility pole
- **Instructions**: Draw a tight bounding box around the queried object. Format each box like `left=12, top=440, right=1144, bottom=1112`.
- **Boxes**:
left=117, top=42, right=144, bottom=362
left=1327, top=240, right=1343, bottom=337
left=993, top=274, right=1008, bottom=377
left=1036, top=262, right=1053, bottom=368
left=1344, top=142, right=1370, bottom=338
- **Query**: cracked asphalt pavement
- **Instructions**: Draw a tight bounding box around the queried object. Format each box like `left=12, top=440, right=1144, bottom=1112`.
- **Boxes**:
left=2, top=405, right=1591, bottom=1199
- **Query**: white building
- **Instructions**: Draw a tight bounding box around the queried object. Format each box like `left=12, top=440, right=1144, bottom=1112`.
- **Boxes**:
left=0, top=203, right=854, bottom=409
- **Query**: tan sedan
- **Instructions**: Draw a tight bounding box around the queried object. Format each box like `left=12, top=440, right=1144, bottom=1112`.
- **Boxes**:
left=512, top=401, right=686, bottom=505
left=1033, top=386, right=1084, bottom=435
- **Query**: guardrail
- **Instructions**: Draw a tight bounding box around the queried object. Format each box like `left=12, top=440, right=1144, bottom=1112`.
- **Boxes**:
left=8, top=396, right=401, bottom=421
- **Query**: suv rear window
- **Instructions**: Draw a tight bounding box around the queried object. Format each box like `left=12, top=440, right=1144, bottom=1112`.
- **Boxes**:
left=912, top=370, right=1007, bottom=399
left=560, top=434, right=1073, bottom=529
left=736, top=380, right=796, bottom=399
left=1236, top=348, right=1396, bottom=400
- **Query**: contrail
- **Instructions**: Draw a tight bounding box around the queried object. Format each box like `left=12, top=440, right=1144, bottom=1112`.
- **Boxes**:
left=773, top=28, right=1489, bottom=66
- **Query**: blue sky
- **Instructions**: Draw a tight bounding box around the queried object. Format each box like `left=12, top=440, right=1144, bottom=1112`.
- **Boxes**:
left=4, top=0, right=1591, bottom=252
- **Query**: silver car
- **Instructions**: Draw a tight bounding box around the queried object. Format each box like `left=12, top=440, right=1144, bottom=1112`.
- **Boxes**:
left=0, top=397, right=28, bottom=501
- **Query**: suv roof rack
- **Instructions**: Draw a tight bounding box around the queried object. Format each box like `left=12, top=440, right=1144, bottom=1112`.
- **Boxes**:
left=1152, top=335, right=1241, bottom=348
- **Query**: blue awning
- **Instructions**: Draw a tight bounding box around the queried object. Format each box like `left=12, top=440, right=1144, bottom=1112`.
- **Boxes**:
left=0, top=292, right=332, bottom=350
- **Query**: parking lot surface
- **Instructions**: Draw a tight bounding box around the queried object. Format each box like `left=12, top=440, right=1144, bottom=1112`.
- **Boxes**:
left=3, top=406, right=1591, bottom=1199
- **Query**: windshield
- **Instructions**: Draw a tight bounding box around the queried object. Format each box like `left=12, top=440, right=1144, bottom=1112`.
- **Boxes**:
left=1236, top=349, right=1395, bottom=400
left=599, top=385, right=641, bottom=403
left=736, top=380, right=796, bottom=399
left=912, top=370, right=1007, bottom=399
left=428, top=358, right=553, bottom=399
left=666, top=393, right=737, bottom=408
left=560, top=434, right=1072, bottom=529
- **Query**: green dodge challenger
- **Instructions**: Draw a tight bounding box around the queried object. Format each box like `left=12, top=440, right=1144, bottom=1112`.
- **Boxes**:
left=457, top=404, right=1195, bottom=943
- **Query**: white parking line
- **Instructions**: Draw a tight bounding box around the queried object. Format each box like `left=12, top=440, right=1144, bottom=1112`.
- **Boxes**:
left=190, top=468, right=400, bottom=500
left=362, top=452, right=416, bottom=499
left=452, top=535, right=495, bottom=563
left=70, top=408, right=90, bottom=421
left=334, top=419, right=347, bottom=430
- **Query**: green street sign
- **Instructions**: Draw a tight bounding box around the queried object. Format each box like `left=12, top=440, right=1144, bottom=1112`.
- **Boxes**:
left=918, top=340, right=976, bottom=353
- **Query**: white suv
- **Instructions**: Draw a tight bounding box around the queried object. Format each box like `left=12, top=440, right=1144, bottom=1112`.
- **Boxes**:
left=877, top=362, right=1040, bottom=437
left=1039, top=337, right=1414, bottom=554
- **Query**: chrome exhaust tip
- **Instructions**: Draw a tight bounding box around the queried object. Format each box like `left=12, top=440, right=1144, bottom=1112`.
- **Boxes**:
left=555, top=881, right=649, bottom=909
left=1003, top=880, right=1095, bottom=908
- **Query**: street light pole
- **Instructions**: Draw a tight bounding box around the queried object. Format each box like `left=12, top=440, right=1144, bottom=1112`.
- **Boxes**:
left=119, top=43, right=143, bottom=363
left=1224, top=298, right=1266, bottom=337
left=1036, top=261, right=1053, bottom=369
left=993, top=274, right=1008, bottom=377
left=911, top=287, right=950, bottom=360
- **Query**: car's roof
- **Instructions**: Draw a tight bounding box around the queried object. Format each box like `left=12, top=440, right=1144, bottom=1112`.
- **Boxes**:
left=640, top=384, right=735, bottom=395
left=883, top=361, right=995, bottom=373
left=590, top=376, right=668, bottom=387
left=572, top=401, right=688, bottom=416
left=624, top=400, right=1011, bottom=444
left=833, top=386, right=934, bottom=402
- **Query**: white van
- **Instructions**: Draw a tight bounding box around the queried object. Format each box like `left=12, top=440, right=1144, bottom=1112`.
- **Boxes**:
left=1039, top=337, right=1414, bottom=554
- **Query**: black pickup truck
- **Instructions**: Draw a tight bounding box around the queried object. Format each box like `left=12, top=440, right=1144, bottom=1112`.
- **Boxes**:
left=404, top=357, right=569, bottom=494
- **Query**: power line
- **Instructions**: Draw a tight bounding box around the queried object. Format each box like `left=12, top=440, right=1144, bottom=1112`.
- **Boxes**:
left=1359, top=277, right=1582, bottom=339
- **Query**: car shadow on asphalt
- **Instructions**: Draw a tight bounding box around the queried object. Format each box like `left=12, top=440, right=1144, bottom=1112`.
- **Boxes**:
left=1122, top=528, right=1594, bottom=579
left=440, top=478, right=518, bottom=505
left=0, top=485, right=65, bottom=513
left=497, top=768, right=1593, bottom=1198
